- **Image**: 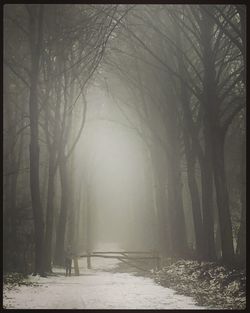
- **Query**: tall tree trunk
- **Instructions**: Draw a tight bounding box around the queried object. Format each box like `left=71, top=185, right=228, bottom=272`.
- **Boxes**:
left=199, top=139, right=216, bottom=261
left=54, top=154, right=69, bottom=265
left=9, top=133, right=24, bottom=271
left=212, top=131, right=235, bottom=263
left=167, top=151, right=188, bottom=257
left=73, top=180, right=82, bottom=255
left=5, top=166, right=19, bottom=270
left=236, top=133, right=246, bottom=266
left=200, top=6, right=226, bottom=262
left=175, top=28, right=204, bottom=258
left=200, top=6, right=235, bottom=264
left=44, top=152, right=56, bottom=272
left=67, top=154, right=75, bottom=248
left=155, top=179, right=171, bottom=255
left=215, top=220, right=222, bottom=259
left=44, top=66, right=61, bottom=272
left=183, top=135, right=204, bottom=258
left=150, top=148, right=171, bottom=255
left=28, top=4, right=44, bottom=275
left=4, top=78, right=24, bottom=271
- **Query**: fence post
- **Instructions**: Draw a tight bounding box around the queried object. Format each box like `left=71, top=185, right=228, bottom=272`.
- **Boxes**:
left=86, top=183, right=91, bottom=269
left=156, top=251, right=161, bottom=271
left=87, top=250, right=91, bottom=269
left=73, top=257, right=80, bottom=276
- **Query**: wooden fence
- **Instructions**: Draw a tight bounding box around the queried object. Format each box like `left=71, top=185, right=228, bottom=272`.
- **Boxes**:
left=72, top=251, right=161, bottom=275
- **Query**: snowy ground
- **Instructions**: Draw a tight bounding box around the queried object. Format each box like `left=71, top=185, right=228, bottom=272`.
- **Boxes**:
left=3, top=244, right=207, bottom=309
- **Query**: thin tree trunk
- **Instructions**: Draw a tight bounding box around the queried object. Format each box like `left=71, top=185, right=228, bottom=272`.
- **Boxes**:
left=74, top=183, right=82, bottom=255
left=66, top=153, right=75, bottom=250
left=44, top=66, right=61, bottom=272
left=199, top=6, right=220, bottom=262
left=183, top=135, right=204, bottom=258
left=215, top=220, right=222, bottom=259
left=28, top=4, right=44, bottom=275
left=54, top=154, right=69, bottom=265
left=44, top=152, right=56, bottom=272
left=200, top=9, right=235, bottom=262
left=149, top=147, right=171, bottom=255
left=86, top=182, right=91, bottom=269
left=9, top=132, right=24, bottom=270
left=212, top=132, right=235, bottom=263
left=236, top=134, right=246, bottom=266
left=167, top=152, right=188, bottom=257
left=155, top=179, right=170, bottom=255
left=199, top=143, right=216, bottom=261
left=175, top=28, right=204, bottom=258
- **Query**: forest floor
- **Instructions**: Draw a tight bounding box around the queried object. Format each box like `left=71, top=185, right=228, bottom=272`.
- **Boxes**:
left=124, top=257, right=246, bottom=310
left=3, top=257, right=206, bottom=310
left=154, top=258, right=246, bottom=310
left=3, top=245, right=245, bottom=310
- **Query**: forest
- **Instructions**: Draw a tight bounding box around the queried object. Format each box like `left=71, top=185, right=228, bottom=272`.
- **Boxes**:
left=3, top=4, right=246, bottom=310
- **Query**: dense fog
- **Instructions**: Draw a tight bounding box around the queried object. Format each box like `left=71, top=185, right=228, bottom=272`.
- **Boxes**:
left=3, top=4, right=245, bottom=281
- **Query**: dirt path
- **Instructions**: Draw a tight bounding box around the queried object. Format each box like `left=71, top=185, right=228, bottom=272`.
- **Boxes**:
left=3, top=258, right=206, bottom=309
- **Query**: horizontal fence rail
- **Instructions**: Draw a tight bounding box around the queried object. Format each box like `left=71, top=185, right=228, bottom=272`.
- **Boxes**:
left=72, top=250, right=161, bottom=273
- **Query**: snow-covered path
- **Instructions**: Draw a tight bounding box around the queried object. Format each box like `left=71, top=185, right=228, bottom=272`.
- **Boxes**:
left=3, top=257, right=206, bottom=309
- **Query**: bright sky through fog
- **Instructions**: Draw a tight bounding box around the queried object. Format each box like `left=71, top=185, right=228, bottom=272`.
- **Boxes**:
left=73, top=86, right=155, bottom=250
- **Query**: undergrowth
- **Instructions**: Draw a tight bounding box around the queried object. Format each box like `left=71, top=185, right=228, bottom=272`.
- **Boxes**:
left=154, top=259, right=246, bottom=310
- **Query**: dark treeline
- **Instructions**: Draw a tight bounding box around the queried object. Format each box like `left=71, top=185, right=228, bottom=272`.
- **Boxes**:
left=3, top=4, right=245, bottom=276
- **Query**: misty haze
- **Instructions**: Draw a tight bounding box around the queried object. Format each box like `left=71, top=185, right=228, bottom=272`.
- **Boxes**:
left=3, top=4, right=246, bottom=310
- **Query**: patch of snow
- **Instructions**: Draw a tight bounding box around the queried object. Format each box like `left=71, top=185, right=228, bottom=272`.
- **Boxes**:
left=3, top=244, right=207, bottom=309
